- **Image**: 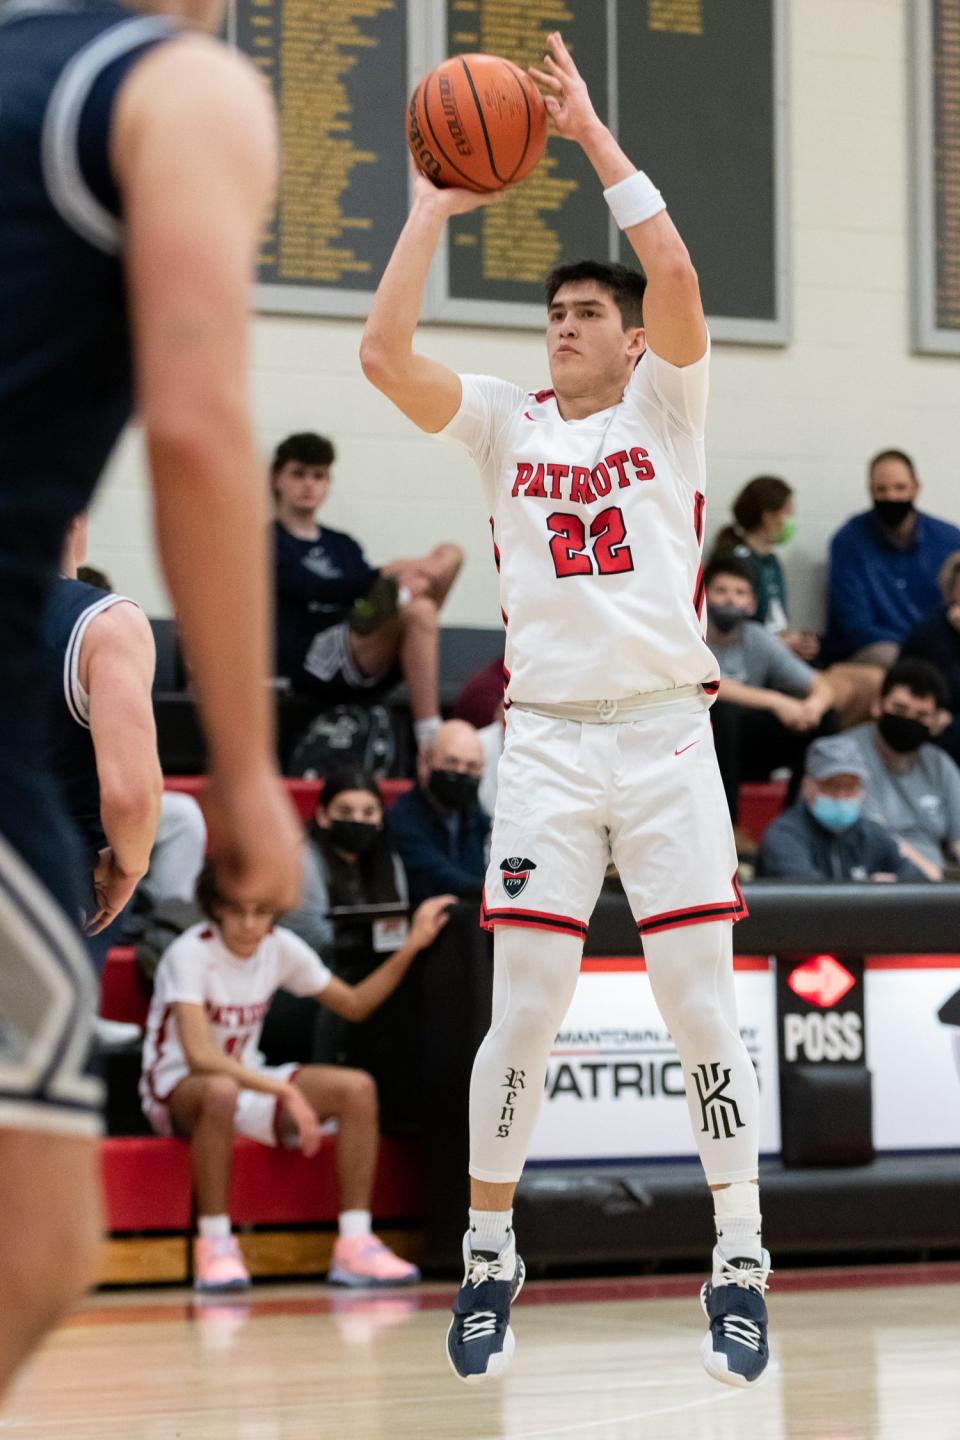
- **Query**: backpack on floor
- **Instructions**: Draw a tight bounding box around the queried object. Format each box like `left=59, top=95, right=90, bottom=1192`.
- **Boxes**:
left=285, top=704, right=396, bottom=780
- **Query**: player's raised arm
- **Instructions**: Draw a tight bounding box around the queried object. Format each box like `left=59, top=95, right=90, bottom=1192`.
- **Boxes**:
left=360, top=174, right=498, bottom=432
left=112, top=39, right=301, bottom=910
left=530, top=32, right=706, bottom=368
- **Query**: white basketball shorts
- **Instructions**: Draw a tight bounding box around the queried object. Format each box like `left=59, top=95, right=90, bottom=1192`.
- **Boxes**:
left=146, top=1062, right=300, bottom=1148
left=480, top=690, right=746, bottom=941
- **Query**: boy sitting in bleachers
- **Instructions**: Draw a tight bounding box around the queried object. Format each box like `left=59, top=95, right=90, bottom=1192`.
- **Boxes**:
left=139, top=860, right=452, bottom=1292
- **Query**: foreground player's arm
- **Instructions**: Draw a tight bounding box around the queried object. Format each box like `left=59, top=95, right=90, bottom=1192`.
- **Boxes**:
left=318, top=895, right=455, bottom=1021
left=360, top=174, right=499, bottom=432
left=530, top=32, right=705, bottom=367
left=112, top=39, right=301, bottom=909
left=84, top=604, right=163, bottom=932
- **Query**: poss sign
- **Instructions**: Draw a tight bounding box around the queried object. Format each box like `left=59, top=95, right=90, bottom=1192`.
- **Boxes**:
left=777, top=954, right=866, bottom=1065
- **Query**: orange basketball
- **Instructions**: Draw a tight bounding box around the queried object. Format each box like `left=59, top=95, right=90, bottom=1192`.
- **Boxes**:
left=407, top=53, right=548, bottom=193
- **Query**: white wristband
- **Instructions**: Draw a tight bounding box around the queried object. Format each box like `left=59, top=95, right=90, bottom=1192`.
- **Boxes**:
left=603, top=170, right=666, bottom=230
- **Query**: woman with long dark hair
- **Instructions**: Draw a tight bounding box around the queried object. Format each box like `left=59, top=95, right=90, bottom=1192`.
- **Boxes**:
left=711, top=479, right=882, bottom=727
left=710, top=475, right=817, bottom=657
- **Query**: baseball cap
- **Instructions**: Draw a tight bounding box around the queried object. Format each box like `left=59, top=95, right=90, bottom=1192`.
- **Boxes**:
left=805, top=736, right=869, bottom=784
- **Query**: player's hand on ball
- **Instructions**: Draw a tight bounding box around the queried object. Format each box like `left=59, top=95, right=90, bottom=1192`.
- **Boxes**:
left=281, top=1085, right=321, bottom=1157
left=528, top=32, right=600, bottom=143
left=411, top=168, right=507, bottom=217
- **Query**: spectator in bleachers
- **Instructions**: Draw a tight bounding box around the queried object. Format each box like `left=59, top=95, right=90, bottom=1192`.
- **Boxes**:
left=711, top=480, right=882, bottom=727
left=140, top=859, right=453, bottom=1292
left=900, top=550, right=960, bottom=765
left=823, top=449, right=960, bottom=668
left=282, top=767, right=451, bottom=957
left=271, top=431, right=463, bottom=754
left=709, top=475, right=818, bottom=657
left=705, top=556, right=839, bottom=827
left=387, top=719, right=490, bottom=906
left=839, top=659, right=960, bottom=881
left=757, top=736, right=926, bottom=882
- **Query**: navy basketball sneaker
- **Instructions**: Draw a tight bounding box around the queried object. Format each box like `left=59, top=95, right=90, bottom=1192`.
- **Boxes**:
left=446, top=1230, right=526, bottom=1382
left=700, top=1247, right=771, bottom=1387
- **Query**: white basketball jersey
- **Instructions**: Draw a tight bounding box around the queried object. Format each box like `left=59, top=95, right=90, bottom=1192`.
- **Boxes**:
left=441, top=342, right=719, bottom=705
left=140, top=922, right=331, bottom=1105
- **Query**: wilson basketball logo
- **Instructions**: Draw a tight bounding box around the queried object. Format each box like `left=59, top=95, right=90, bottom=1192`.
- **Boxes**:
left=500, top=856, right=537, bottom=898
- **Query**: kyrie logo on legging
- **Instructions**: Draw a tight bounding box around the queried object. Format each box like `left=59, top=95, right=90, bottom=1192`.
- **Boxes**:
left=692, top=1062, right=745, bottom=1140
left=500, top=857, right=537, bottom=898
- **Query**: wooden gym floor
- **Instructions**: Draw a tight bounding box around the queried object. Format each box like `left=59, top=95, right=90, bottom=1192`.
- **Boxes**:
left=5, top=1263, right=960, bottom=1438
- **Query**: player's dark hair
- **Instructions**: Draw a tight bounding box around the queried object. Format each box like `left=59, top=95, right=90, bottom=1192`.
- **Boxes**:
left=545, top=260, right=647, bottom=329
left=703, top=555, right=757, bottom=593
left=869, top=448, right=916, bottom=482
left=881, top=658, right=948, bottom=709
left=711, top=475, right=793, bottom=555
left=310, top=767, right=401, bottom=908
left=195, top=860, right=284, bottom=927
left=195, top=860, right=227, bottom=922
left=76, top=564, right=112, bottom=591
left=271, top=432, right=335, bottom=476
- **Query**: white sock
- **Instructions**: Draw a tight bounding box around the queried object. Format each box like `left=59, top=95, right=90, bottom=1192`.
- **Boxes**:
left=713, top=1181, right=763, bottom=1264
left=468, top=1207, right=513, bottom=1254
left=414, top=715, right=442, bottom=752
left=198, top=1214, right=231, bottom=1240
left=339, top=1209, right=372, bottom=1239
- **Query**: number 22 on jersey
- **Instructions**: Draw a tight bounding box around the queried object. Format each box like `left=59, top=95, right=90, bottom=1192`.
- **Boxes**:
left=546, top=506, right=634, bottom=578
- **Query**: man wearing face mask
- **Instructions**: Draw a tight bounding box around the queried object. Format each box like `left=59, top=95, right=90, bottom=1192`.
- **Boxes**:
left=824, top=450, right=960, bottom=669
left=387, top=720, right=491, bottom=906
left=705, top=558, right=838, bottom=829
left=839, top=660, right=960, bottom=882
left=757, top=738, right=926, bottom=882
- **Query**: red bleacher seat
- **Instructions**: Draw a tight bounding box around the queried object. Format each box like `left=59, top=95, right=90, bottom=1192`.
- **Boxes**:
left=100, top=1134, right=423, bottom=1232
left=163, top=774, right=412, bottom=825
left=737, top=780, right=787, bottom=844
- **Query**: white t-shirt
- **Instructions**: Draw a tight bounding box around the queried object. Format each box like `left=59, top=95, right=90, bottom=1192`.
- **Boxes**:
left=440, top=343, right=719, bottom=705
left=140, top=922, right=332, bottom=1106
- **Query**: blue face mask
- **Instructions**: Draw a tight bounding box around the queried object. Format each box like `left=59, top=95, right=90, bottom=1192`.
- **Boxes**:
left=810, top=795, right=862, bottom=833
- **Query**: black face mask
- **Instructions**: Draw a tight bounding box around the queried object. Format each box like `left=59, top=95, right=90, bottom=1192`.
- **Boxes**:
left=709, top=603, right=746, bottom=635
left=877, top=711, right=930, bottom=754
left=428, top=768, right=481, bottom=811
left=328, top=820, right=381, bottom=856
left=874, top=498, right=915, bottom=529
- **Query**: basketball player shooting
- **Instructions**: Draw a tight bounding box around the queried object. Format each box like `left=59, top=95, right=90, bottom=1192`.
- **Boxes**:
left=362, top=32, right=770, bottom=1390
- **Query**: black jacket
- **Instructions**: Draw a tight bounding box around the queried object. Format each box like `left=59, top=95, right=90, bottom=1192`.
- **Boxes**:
left=386, top=785, right=489, bottom=906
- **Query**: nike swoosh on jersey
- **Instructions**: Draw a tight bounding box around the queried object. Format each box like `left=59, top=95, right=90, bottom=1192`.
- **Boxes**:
left=674, top=740, right=701, bottom=756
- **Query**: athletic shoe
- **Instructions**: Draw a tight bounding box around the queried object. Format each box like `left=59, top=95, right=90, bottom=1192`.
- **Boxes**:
left=193, top=1235, right=251, bottom=1294
left=700, top=1247, right=771, bottom=1387
left=446, top=1229, right=525, bottom=1384
left=348, top=575, right=399, bottom=636
left=328, top=1234, right=421, bottom=1288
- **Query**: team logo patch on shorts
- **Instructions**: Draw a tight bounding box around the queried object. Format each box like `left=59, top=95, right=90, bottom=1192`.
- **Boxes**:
left=500, top=856, right=536, bottom=898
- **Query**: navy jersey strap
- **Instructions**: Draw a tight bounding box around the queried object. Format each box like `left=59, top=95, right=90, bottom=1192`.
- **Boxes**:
left=40, top=12, right=178, bottom=253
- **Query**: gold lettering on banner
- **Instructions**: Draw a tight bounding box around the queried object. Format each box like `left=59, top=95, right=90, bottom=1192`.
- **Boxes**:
left=247, top=0, right=397, bottom=285
left=647, top=0, right=703, bottom=37
left=449, top=1, right=579, bottom=284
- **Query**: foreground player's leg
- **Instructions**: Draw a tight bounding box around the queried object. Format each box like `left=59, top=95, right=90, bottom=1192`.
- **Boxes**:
left=0, top=1133, right=101, bottom=1399
left=448, top=926, right=583, bottom=1382
left=292, top=1066, right=419, bottom=1288
left=643, top=921, right=770, bottom=1387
